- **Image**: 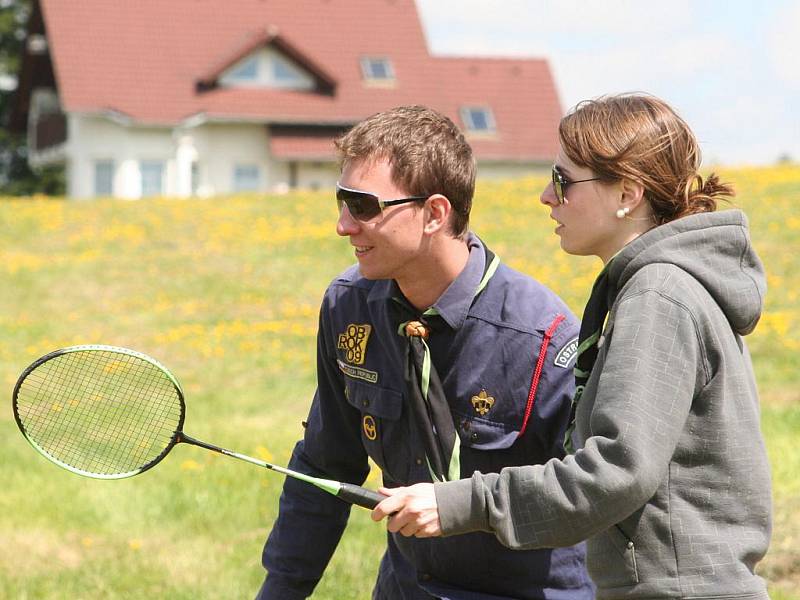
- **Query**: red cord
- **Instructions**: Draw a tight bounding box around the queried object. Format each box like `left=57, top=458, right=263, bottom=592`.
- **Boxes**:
left=518, top=313, right=566, bottom=437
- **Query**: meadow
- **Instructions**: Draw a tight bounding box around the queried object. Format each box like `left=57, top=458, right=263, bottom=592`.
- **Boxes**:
left=0, top=166, right=798, bottom=599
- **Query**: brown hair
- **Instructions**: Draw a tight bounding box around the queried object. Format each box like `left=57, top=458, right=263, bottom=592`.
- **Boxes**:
left=335, top=105, right=475, bottom=237
left=558, top=93, right=733, bottom=225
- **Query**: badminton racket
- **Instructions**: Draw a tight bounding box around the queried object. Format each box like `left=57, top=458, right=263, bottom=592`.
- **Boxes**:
left=12, top=344, right=385, bottom=509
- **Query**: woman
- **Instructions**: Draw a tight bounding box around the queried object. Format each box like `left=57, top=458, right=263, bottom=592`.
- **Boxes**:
left=373, top=94, right=772, bottom=599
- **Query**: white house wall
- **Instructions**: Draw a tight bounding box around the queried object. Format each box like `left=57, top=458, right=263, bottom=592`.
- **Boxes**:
left=63, top=115, right=541, bottom=199
left=65, top=117, right=277, bottom=198
left=67, top=115, right=177, bottom=199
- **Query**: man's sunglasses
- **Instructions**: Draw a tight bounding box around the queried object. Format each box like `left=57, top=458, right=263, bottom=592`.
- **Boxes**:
left=551, top=165, right=602, bottom=204
left=336, top=183, right=428, bottom=221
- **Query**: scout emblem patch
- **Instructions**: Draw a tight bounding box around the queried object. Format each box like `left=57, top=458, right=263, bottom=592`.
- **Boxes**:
left=362, top=415, right=377, bottom=440
left=338, top=324, right=372, bottom=365
left=471, top=389, right=495, bottom=416
left=554, top=336, right=579, bottom=368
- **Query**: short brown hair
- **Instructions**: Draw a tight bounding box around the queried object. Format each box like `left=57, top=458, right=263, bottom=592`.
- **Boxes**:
left=334, top=105, right=475, bottom=237
left=559, top=93, right=733, bottom=225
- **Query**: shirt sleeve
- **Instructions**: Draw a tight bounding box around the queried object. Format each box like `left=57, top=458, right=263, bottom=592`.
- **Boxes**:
left=256, top=292, right=371, bottom=599
left=435, top=290, right=705, bottom=549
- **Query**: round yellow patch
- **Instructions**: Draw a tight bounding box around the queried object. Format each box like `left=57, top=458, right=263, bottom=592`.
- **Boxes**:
left=362, top=415, right=377, bottom=440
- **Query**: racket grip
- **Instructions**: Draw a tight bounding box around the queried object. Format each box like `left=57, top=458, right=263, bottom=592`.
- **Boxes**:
left=337, top=482, right=387, bottom=509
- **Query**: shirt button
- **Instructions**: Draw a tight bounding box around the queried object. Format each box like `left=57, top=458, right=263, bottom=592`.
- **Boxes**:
left=420, top=573, right=432, bottom=582
left=415, top=457, right=424, bottom=465
left=361, top=398, right=370, bottom=407
left=470, top=432, right=479, bottom=442
left=627, top=541, right=634, bottom=550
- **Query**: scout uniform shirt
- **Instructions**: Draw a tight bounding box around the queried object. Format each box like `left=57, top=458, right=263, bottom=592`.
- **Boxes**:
left=258, top=234, right=593, bottom=600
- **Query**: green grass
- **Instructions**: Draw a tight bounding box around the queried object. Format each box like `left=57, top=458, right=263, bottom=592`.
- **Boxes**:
left=1, top=166, right=798, bottom=598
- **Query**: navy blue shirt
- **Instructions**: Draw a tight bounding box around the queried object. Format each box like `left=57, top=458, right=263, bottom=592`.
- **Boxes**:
left=257, top=235, right=593, bottom=600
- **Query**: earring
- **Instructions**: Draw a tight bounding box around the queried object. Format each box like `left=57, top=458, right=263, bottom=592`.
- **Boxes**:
left=616, top=207, right=630, bottom=219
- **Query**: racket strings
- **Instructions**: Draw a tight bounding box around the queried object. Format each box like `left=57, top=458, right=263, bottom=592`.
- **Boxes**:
left=15, top=350, right=183, bottom=475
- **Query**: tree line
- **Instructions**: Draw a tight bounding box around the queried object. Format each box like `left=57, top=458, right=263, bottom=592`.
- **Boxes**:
left=0, top=0, right=64, bottom=195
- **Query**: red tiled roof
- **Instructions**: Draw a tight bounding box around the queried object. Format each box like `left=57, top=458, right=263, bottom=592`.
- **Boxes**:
left=35, top=0, right=562, bottom=161
left=269, top=125, right=346, bottom=159
left=270, top=135, right=335, bottom=160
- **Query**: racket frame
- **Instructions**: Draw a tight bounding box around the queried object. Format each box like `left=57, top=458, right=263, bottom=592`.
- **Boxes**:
left=12, top=344, right=185, bottom=480
left=12, top=344, right=386, bottom=509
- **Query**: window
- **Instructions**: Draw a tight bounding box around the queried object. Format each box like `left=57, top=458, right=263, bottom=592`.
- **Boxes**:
left=220, top=49, right=314, bottom=90
left=272, top=54, right=307, bottom=85
left=140, top=160, right=165, bottom=197
left=360, top=57, right=394, bottom=81
left=94, top=160, right=114, bottom=197
left=461, top=106, right=496, bottom=133
left=228, top=56, right=259, bottom=81
left=233, top=164, right=260, bottom=192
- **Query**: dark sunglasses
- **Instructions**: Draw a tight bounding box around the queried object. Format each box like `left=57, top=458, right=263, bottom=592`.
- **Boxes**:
left=336, top=183, right=428, bottom=221
left=551, top=165, right=602, bottom=204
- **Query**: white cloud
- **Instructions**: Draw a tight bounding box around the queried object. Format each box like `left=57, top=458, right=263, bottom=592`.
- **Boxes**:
left=417, top=0, right=695, bottom=49
left=767, top=1, right=800, bottom=89
left=415, top=0, right=799, bottom=165
left=550, top=34, right=742, bottom=109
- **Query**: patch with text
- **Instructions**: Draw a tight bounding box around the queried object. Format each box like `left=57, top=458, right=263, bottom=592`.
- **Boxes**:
left=337, top=359, right=378, bottom=384
left=337, top=323, right=372, bottom=365
left=554, top=336, right=579, bottom=368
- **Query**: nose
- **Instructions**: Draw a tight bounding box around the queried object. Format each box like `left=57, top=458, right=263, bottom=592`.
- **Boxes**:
left=540, top=182, right=559, bottom=207
left=336, top=203, right=361, bottom=237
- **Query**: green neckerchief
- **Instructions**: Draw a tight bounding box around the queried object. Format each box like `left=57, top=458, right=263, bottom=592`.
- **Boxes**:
left=398, top=246, right=499, bottom=482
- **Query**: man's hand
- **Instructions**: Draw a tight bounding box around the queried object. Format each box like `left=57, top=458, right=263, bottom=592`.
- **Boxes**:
left=370, top=483, right=442, bottom=538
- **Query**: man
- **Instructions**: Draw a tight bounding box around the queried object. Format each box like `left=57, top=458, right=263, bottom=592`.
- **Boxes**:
left=256, top=106, right=593, bottom=599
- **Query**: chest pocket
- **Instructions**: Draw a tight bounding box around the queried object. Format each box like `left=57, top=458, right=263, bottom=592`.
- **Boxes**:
left=345, top=379, right=409, bottom=482
left=452, top=407, right=525, bottom=476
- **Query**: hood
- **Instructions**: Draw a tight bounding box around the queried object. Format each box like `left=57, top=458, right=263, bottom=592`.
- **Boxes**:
left=608, top=209, right=766, bottom=335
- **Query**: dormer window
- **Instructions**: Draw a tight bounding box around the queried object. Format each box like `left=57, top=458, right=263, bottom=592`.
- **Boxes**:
left=219, top=48, right=314, bottom=90
left=272, top=53, right=311, bottom=86
left=361, top=57, right=394, bottom=82
left=461, top=106, right=496, bottom=134
left=228, top=57, right=258, bottom=81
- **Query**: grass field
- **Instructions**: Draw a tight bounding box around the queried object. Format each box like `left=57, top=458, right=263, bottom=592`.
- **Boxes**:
left=1, top=166, right=798, bottom=599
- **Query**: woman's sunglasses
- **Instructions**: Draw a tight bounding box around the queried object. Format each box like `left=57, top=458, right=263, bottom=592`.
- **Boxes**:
left=551, top=165, right=602, bottom=204
left=336, top=183, right=428, bottom=221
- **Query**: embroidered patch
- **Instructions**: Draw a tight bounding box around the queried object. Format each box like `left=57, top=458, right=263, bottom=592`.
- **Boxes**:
left=337, top=359, right=379, bottom=384
left=471, top=389, right=495, bottom=416
left=554, top=336, right=579, bottom=368
left=337, top=323, right=372, bottom=365
left=363, top=415, right=377, bottom=440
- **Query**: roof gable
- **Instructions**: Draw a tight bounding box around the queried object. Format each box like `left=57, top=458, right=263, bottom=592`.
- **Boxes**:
left=197, top=27, right=337, bottom=95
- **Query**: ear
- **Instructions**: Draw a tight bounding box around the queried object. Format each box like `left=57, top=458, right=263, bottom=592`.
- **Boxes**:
left=618, top=178, right=646, bottom=213
left=423, top=194, right=452, bottom=235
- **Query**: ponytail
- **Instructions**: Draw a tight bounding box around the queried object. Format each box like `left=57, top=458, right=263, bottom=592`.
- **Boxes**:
left=681, top=172, right=734, bottom=217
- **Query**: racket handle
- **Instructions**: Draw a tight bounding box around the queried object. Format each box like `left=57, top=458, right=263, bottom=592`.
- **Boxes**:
left=337, top=482, right=386, bottom=509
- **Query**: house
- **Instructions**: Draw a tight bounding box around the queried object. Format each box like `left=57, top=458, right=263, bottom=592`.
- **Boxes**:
left=9, top=0, right=562, bottom=199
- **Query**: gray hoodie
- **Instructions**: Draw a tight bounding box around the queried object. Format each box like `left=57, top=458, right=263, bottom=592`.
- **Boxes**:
left=435, top=210, right=772, bottom=599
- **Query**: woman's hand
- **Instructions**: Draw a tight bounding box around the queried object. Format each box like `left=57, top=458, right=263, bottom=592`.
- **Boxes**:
left=370, top=483, right=442, bottom=538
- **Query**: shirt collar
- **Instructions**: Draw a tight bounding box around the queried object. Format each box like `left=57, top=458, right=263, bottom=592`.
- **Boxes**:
left=366, top=232, right=485, bottom=331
